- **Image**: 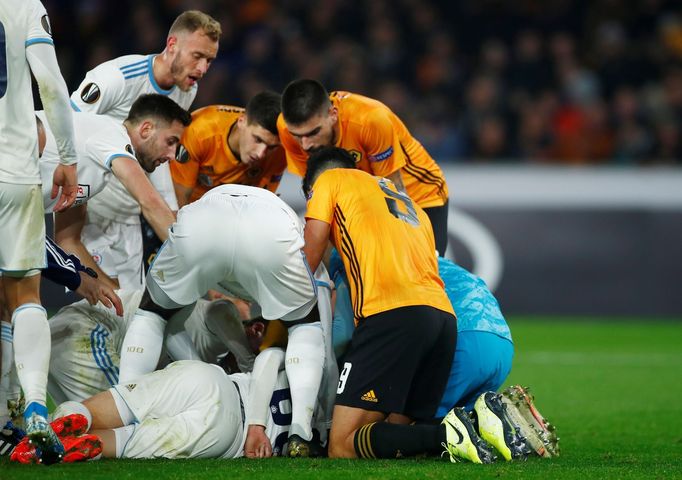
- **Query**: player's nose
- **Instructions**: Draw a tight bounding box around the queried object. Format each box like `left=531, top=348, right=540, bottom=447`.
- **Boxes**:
left=301, top=137, right=315, bottom=152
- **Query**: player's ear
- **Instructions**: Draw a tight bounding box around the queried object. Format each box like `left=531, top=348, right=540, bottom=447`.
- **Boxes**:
left=139, top=119, right=155, bottom=139
left=329, top=106, right=338, bottom=123
left=166, top=35, right=178, bottom=53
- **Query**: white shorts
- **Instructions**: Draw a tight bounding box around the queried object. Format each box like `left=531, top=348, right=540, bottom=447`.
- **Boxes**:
left=81, top=209, right=143, bottom=288
left=48, top=290, right=143, bottom=403
left=113, top=361, right=243, bottom=459
left=147, top=185, right=317, bottom=321
left=0, top=183, right=46, bottom=272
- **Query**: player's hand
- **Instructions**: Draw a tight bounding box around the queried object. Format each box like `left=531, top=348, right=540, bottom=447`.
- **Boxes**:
left=76, top=271, right=124, bottom=316
left=244, top=425, right=272, bottom=458
left=51, top=163, right=78, bottom=212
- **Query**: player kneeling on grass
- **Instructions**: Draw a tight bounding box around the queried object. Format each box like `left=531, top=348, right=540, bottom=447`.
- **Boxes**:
left=301, top=147, right=479, bottom=461
left=12, top=351, right=305, bottom=462
left=330, top=251, right=559, bottom=461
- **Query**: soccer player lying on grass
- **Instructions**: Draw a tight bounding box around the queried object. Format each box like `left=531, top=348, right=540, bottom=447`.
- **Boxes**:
left=330, top=251, right=559, bottom=460
left=11, top=351, right=311, bottom=462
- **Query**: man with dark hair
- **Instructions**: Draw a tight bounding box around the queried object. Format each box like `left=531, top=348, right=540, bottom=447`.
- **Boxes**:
left=171, top=91, right=286, bottom=207
left=301, top=146, right=494, bottom=463
left=38, top=94, right=190, bottom=286
left=70, top=9, right=221, bottom=289
left=280, top=79, right=450, bottom=254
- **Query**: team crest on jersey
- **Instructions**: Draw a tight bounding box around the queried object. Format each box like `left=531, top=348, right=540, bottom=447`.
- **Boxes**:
left=176, top=144, right=189, bottom=163
left=80, top=83, right=101, bottom=104
left=41, top=15, right=52, bottom=36
left=349, top=150, right=362, bottom=163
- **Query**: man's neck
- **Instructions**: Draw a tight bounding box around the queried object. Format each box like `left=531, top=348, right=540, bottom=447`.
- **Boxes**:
left=152, top=53, right=175, bottom=90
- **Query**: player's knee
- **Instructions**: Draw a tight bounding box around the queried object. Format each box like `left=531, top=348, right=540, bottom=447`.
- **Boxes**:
left=328, top=434, right=357, bottom=459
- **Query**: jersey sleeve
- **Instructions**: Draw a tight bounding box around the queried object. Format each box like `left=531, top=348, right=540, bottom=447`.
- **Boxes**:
left=85, top=127, right=136, bottom=175
left=304, top=170, right=337, bottom=225
left=170, top=124, right=203, bottom=188
left=25, top=0, right=53, bottom=46
left=361, top=108, right=406, bottom=178
left=276, top=114, right=308, bottom=177
left=70, top=62, right=126, bottom=115
left=25, top=5, right=77, bottom=166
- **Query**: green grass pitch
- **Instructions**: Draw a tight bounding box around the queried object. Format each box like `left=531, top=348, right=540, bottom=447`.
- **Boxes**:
left=3, top=318, right=682, bottom=479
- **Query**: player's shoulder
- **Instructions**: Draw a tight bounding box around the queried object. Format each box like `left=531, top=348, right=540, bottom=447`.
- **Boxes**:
left=192, top=104, right=243, bottom=125
left=332, top=91, right=388, bottom=117
left=18, top=0, right=47, bottom=18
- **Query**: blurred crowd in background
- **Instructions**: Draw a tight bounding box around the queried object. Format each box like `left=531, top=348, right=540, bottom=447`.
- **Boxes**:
left=44, top=0, right=682, bottom=164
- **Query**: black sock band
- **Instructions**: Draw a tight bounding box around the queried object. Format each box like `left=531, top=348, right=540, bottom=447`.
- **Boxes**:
left=353, top=422, right=444, bottom=459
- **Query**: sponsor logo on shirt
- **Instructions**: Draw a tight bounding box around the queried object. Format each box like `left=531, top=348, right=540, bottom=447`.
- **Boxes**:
left=80, top=83, right=101, bottom=104
left=73, top=184, right=90, bottom=206
left=77, top=184, right=90, bottom=199
left=368, top=146, right=394, bottom=162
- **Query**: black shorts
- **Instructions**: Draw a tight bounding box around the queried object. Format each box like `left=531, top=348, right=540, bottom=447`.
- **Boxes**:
left=335, top=305, right=456, bottom=421
left=424, top=200, right=449, bottom=256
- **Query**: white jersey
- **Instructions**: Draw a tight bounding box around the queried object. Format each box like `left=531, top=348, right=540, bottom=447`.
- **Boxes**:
left=48, top=289, right=144, bottom=403
left=0, top=0, right=52, bottom=183
left=71, top=54, right=192, bottom=222
left=38, top=111, right=136, bottom=212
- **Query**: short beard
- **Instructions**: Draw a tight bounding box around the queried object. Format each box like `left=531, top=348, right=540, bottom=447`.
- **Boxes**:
left=170, top=55, right=189, bottom=92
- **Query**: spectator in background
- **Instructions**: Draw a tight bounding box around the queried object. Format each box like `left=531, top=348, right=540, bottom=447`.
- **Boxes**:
left=42, top=0, right=682, bottom=165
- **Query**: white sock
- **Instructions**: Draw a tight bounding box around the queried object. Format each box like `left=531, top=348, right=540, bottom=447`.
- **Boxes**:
left=285, top=321, right=324, bottom=441
left=12, top=304, right=49, bottom=415
left=118, top=309, right=165, bottom=385
left=52, top=400, right=92, bottom=430
left=1, top=321, right=13, bottom=422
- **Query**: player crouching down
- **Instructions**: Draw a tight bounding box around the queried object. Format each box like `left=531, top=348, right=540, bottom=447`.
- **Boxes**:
left=12, top=351, right=297, bottom=462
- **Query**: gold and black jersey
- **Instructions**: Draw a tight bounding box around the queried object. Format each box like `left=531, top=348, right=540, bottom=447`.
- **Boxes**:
left=305, top=168, right=454, bottom=322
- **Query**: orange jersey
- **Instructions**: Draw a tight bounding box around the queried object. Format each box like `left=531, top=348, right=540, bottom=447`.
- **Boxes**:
left=278, top=91, right=449, bottom=208
left=172, top=105, right=286, bottom=203
left=305, top=168, right=454, bottom=322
